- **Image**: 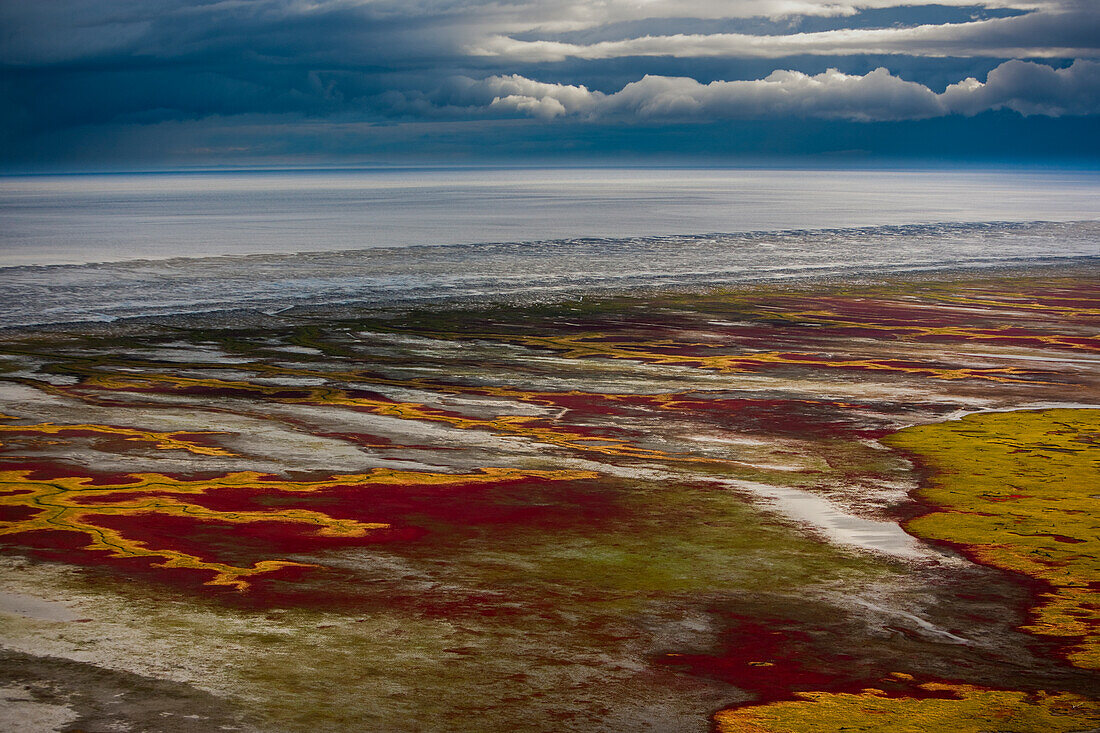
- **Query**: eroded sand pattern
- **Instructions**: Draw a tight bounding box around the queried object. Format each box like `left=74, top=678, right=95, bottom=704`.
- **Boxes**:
left=1, top=273, right=1097, bottom=731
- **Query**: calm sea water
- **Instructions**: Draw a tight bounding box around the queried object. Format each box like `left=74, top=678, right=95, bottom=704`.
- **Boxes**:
left=1, top=168, right=1098, bottom=326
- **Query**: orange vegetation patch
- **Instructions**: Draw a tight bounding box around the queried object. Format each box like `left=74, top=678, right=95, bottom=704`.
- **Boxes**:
left=0, top=417, right=235, bottom=456
left=714, top=678, right=1100, bottom=733
left=0, top=467, right=596, bottom=590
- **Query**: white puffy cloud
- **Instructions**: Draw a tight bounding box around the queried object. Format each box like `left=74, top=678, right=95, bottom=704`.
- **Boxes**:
left=942, top=58, right=1100, bottom=116
left=478, top=59, right=1100, bottom=122
left=482, top=76, right=600, bottom=117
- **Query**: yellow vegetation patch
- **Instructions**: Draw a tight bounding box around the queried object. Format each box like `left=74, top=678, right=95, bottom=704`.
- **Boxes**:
left=0, top=418, right=235, bottom=456
left=505, top=333, right=1037, bottom=382
left=901, top=285, right=1100, bottom=320
left=0, top=467, right=595, bottom=589
left=73, top=372, right=756, bottom=468
left=714, top=682, right=1100, bottom=733
left=884, top=409, right=1100, bottom=669
left=776, top=309, right=1098, bottom=351
left=712, top=409, right=1100, bottom=732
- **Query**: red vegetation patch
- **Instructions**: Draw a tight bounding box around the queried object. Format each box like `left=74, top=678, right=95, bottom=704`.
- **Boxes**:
left=507, top=391, right=894, bottom=439
left=158, top=475, right=616, bottom=533
left=656, top=615, right=958, bottom=706
left=0, top=525, right=297, bottom=591
left=0, top=504, right=41, bottom=522
left=1, top=472, right=618, bottom=601
left=84, top=511, right=420, bottom=563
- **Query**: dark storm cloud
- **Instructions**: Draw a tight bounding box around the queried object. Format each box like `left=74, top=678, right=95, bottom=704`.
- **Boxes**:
left=471, top=5, right=1100, bottom=61
left=0, top=0, right=503, bottom=67
left=0, top=0, right=1097, bottom=168
left=5, top=0, right=1095, bottom=67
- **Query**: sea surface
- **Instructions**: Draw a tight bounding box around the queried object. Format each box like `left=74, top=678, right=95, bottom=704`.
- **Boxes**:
left=1, top=167, right=1098, bottom=327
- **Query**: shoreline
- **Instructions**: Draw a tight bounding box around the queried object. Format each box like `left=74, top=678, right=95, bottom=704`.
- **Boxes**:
left=3, top=255, right=1098, bottom=336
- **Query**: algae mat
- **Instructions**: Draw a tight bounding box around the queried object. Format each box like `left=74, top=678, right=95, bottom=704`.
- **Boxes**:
left=888, top=409, right=1100, bottom=671
left=716, top=407, right=1100, bottom=732
left=1, top=273, right=1098, bottom=731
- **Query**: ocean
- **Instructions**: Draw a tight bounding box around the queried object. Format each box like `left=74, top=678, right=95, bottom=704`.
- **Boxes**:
left=1, top=167, right=1098, bottom=327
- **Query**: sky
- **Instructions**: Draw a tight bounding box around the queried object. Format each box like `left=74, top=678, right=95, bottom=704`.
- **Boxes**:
left=1, top=0, right=1098, bottom=170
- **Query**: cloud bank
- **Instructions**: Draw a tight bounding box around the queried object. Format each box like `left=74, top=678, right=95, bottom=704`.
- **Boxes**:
left=1, top=0, right=1098, bottom=166
left=468, top=8, right=1100, bottom=61
left=475, top=59, right=1100, bottom=122
left=2, top=0, right=1094, bottom=67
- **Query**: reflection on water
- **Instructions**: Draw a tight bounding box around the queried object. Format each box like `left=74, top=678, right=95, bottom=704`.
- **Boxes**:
left=2, top=167, right=1099, bottom=266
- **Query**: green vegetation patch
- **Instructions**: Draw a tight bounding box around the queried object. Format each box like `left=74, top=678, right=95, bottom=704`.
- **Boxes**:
left=884, top=408, right=1100, bottom=669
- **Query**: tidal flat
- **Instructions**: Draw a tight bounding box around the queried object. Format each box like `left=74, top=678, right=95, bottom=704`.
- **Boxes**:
left=0, top=271, right=1097, bottom=732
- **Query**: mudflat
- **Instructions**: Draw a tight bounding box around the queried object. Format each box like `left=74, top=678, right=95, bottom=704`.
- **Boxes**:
left=1, top=270, right=1097, bottom=732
